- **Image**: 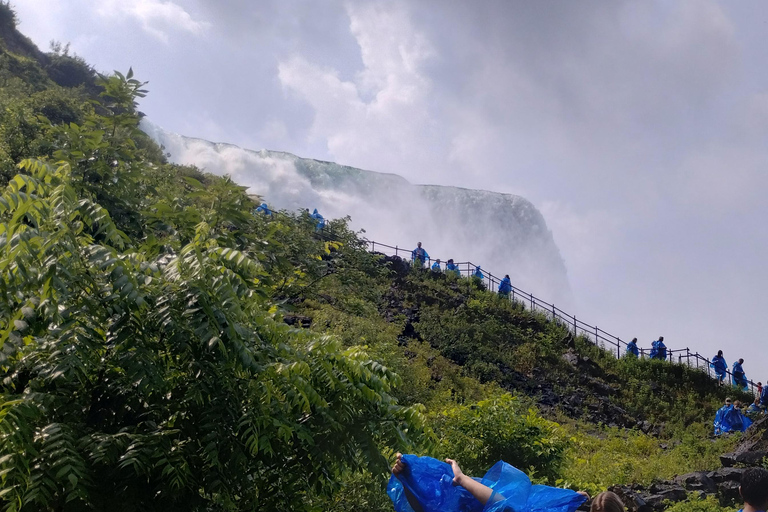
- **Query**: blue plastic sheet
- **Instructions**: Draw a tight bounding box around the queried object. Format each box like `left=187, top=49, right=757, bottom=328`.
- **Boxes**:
left=387, top=455, right=586, bottom=512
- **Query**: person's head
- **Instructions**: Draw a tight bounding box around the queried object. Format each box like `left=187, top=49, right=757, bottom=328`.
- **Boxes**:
left=590, top=491, right=625, bottom=512
left=417, top=242, right=422, bottom=248
left=725, top=397, right=732, bottom=406
left=447, top=259, right=453, bottom=264
left=631, top=337, right=637, bottom=343
left=759, top=382, right=763, bottom=387
left=740, top=468, right=768, bottom=509
left=718, top=350, right=723, bottom=357
left=505, top=274, right=509, bottom=279
left=739, top=358, right=744, bottom=364
left=658, top=336, right=664, bottom=341
left=734, top=401, right=741, bottom=409
left=436, top=259, right=441, bottom=263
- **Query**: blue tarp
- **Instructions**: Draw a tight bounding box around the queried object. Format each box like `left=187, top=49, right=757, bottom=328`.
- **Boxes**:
left=711, top=355, right=727, bottom=381
left=625, top=341, right=639, bottom=357
left=388, top=455, right=586, bottom=512
left=714, top=405, right=752, bottom=435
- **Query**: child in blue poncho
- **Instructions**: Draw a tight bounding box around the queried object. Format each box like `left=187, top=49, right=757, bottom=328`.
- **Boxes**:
left=389, top=453, right=591, bottom=512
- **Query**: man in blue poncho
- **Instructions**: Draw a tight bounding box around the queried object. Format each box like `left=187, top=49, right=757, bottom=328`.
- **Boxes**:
left=412, top=242, right=430, bottom=268
left=649, top=336, right=667, bottom=360
left=253, top=202, right=272, bottom=216
left=732, top=358, right=748, bottom=391
left=746, top=398, right=764, bottom=418
left=761, top=383, right=768, bottom=407
left=625, top=338, right=639, bottom=358
left=446, top=259, right=460, bottom=277
left=389, top=453, right=587, bottom=512
left=310, top=208, right=325, bottom=231
left=711, top=350, right=727, bottom=385
left=713, top=398, right=732, bottom=435
left=498, top=275, right=512, bottom=297
left=473, top=266, right=484, bottom=280
left=431, top=259, right=442, bottom=272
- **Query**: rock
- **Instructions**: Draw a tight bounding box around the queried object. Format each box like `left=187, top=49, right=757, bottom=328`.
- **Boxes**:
left=675, top=472, right=717, bottom=493
left=640, top=421, right=653, bottom=434
left=720, top=450, right=768, bottom=467
left=707, top=467, right=745, bottom=483
left=717, top=480, right=741, bottom=504
left=562, top=351, right=579, bottom=367
left=608, top=485, right=652, bottom=512
left=644, top=488, right=688, bottom=508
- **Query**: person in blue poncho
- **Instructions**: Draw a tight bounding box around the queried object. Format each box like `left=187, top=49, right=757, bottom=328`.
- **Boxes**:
left=446, top=259, right=460, bottom=277
left=253, top=202, right=272, bottom=216
left=625, top=338, right=639, bottom=358
left=412, top=242, right=430, bottom=268
left=715, top=398, right=753, bottom=435
left=473, top=266, right=484, bottom=280
left=498, top=275, right=512, bottom=297
left=746, top=398, right=764, bottom=418
left=649, top=336, right=667, bottom=360
left=710, top=350, right=727, bottom=384
left=761, top=383, right=768, bottom=407
left=310, top=208, right=325, bottom=231
left=389, top=453, right=589, bottom=512
left=732, top=358, right=748, bottom=391
left=713, top=397, right=732, bottom=436
left=431, top=259, right=442, bottom=272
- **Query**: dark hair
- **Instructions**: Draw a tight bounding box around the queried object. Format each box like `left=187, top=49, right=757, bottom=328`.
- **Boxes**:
left=590, top=491, right=625, bottom=512
left=718, top=350, right=723, bottom=357
left=741, top=468, right=768, bottom=508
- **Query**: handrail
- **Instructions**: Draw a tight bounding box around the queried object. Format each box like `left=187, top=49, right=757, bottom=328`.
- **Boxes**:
left=257, top=209, right=758, bottom=396
left=360, top=234, right=759, bottom=395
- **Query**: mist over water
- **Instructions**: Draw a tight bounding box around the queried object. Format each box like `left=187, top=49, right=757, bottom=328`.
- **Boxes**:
left=143, top=122, right=572, bottom=307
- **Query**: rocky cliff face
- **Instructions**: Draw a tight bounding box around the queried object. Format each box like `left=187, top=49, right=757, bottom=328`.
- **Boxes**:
left=143, top=123, right=571, bottom=305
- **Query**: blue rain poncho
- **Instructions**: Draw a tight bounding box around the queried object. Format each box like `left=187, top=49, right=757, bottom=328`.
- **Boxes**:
left=761, top=387, right=768, bottom=406
left=431, top=261, right=442, bottom=272
left=388, top=455, right=587, bottom=512
left=473, top=266, right=484, bottom=279
left=310, top=209, right=325, bottom=231
left=746, top=403, right=763, bottom=418
left=446, top=262, right=461, bottom=277
left=714, top=406, right=752, bottom=435
left=649, top=339, right=667, bottom=360
left=732, top=361, right=748, bottom=391
left=625, top=340, right=639, bottom=358
left=254, top=202, right=272, bottom=216
left=498, top=277, right=512, bottom=296
left=711, top=355, right=727, bottom=381
left=412, top=246, right=430, bottom=267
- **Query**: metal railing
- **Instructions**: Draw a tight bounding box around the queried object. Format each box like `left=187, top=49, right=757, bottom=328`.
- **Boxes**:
left=363, top=239, right=759, bottom=396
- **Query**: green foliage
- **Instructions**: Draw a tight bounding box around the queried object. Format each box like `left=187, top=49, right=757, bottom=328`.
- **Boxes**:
left=432, top=395, right=568, bottom=481
left=561, top=423, right=738, bottom=491
left=664, top=494, right=737, bottom=512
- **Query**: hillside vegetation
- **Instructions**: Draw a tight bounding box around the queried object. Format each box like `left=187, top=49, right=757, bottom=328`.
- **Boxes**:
left=0, top=6, right=751, bottom=511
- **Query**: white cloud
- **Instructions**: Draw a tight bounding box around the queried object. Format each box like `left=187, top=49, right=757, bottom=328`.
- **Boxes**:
left=96, top=0, right=209, bottom=42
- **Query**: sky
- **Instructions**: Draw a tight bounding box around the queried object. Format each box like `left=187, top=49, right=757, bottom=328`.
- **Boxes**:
left=15, top=0, right=768, bottom=381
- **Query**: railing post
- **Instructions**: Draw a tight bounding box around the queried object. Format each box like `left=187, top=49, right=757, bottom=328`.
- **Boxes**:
left=573, top=315, right=576, bottom=335
left=372, top=241, right=375, bottom=252
left=616, top=336, right=620, bottom=358
left=686, top=348, right=690, bottom=366
left=552, top=304, right=556, bottom=322
left=395, top=245, right=399, bottom=257
left=512, top=288, right=515, bottom=302
left=641, top=348, right=645, bottom=358
left=595, top=325, right=598, bottom=345
left=530, top=293, right=534, bottom=311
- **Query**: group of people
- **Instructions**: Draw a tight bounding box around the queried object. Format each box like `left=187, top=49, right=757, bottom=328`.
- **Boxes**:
left=388, top=453, right=768, bottom=512
left=412, top=242, right=512, bottom=298
left=711, top=350, right=751, bottom=391
left=623, top=336, right=668, bottom=360
left=253, top=203, right=326, bottom=231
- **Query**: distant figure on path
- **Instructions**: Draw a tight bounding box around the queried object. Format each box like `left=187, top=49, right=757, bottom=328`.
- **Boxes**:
left=254, top=202, right=272, bottom=216
left=431, top=259, right=442, bottom=272
left=761, top=384, right=768, bottom=407
left=310, top=208, right=325, bottom=231
left=472, top=265, right=484, bottom=280
left=411, top=242, right=429, bottom=268
left=758, top=382, right=763, bottom=398
left=649, top=336, right=667, bottom=361
left=625, top=338, right=639, bottom=358
left=498, top=274, right=512, bottom=297
left=445, top=259, right=460, bottom=277
left=732, top=358, right=748, bottom=391
left=711, top=350, right=727, bottom=384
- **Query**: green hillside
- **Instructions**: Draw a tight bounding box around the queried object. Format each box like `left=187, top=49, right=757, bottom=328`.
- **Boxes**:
left=0, top=6, right=752, bottom=511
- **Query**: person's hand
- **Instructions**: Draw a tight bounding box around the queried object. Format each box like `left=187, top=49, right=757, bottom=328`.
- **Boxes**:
left=577, top=491, right=590, bottom=499
left=392, top=453, right=407, bottom=477
left=445, top=458, right=465, bottom=486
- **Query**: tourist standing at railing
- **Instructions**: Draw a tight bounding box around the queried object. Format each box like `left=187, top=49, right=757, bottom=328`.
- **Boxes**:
left=625, top=338, right=639, bottom=358
left=649, top=336, right=667, bottom=360
left=733, top=359, right=749, bottom=391
left=473, top=265, right=484, bottom=280
left=310, top=208, right=325, bottom=231
left=411, top=242, right=430, bottom=268
left=498, top=275, right=512, bottom=297
left=431, top=259, right=442, bottom=272
left=760, top=384, right=768, bottom=407
left=711, top=350, right=728, bottom=385
left=445, top=259, right=460, bottom=277
left=254, top=202, right=273, bottom=217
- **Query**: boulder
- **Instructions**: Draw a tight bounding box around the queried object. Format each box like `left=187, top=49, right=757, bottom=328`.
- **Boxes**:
left=717, top=480, right=741, bottom=504
left=720, top=450, right=767, bottom=467
left=707, top=467, right=745, bottom=483
left=644, top=488, right=688, bottom=509
left=675, top=472, right=717, bottom=493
